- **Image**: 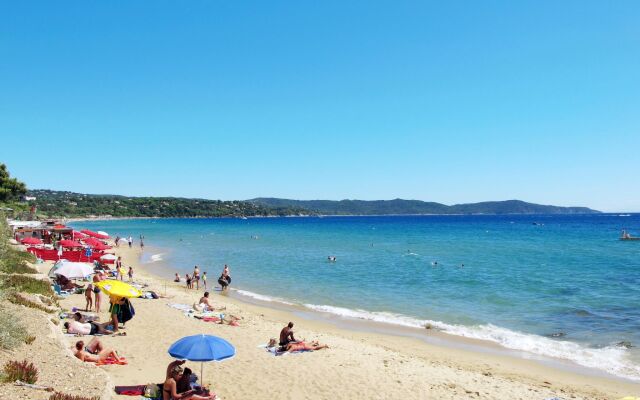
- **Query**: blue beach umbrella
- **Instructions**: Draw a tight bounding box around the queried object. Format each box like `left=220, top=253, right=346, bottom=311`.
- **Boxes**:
left=168, top=334, right=235, bottom=387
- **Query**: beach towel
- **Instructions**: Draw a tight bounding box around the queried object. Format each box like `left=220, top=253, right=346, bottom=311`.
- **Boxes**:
left=96, top=355, right=128, bottom=365
left=115, top=385, right=146, bottom=395
left=167, top=303, right=193, bottom=312
left=259, top=344, right=311, bottom=356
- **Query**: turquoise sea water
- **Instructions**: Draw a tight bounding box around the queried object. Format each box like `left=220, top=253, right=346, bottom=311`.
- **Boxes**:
left=77, top=214, right=640, bottom=380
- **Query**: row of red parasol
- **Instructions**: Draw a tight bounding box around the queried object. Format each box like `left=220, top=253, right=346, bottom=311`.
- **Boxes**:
left=21, top=229, right=112, bottom=250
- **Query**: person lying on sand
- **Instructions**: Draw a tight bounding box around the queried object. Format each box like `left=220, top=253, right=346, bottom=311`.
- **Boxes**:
left=65, top=320, right=114, bottom=335
left=284, top=340, right=329, bottom=352
left=267, top=338, right=328, bottom=352
left=73, top=338, right=122, bottom=363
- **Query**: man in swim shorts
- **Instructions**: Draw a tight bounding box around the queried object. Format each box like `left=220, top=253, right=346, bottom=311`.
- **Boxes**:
left=279, top=322, right=297, bottom=347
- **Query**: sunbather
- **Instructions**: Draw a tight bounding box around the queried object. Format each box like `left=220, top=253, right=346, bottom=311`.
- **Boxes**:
left=72, top=338, right=121, bottom=363
left=284, top=340, right=329, bottom=352
left=64, top=320, right=113, bottom=335
left=163, top=365, right=216, bottom=400
left=196, top=292, right=225, bottom=312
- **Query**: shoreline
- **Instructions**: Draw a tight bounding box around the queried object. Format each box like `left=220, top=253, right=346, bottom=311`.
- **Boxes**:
left=137, top=243, right=640, bottom=385
left=119, top=245, right=640, bottom=399
left=63, top=211, right=621, bottom=224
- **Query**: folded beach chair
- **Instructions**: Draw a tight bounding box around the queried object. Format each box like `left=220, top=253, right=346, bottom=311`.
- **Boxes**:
left=52, top=284, right=71, bottom=296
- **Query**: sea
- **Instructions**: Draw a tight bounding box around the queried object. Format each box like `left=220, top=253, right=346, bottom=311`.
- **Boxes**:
left=75, top=214, right=640, bottom=381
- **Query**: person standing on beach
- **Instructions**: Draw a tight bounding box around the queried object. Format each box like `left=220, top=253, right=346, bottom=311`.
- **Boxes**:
left=128, top=266, right=133, bottom=281
left=186, top=274, right=192, bottom=289
left=193, top=266, right=200, bottom=290
left=202, top=271, right=207, bottom=290
left=218, top=264, right=231, bottom=290
left=128, top=236, right=132, bottom=248
left=85, top=282, right=93, bottom=311
left=140, top=239, right=144, bottom=251
left=92, top=275, right=102, bottom=313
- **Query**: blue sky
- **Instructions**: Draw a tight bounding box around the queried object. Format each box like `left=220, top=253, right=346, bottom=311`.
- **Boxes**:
left=1, top=1, right=639, bottom=211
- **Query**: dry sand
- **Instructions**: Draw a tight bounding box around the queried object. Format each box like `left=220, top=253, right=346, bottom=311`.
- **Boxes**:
left=14, top=244, right=640, bottom=399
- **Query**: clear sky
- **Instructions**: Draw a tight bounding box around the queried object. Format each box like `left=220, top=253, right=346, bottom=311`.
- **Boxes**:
left=1, top=1, right=639, bottom=211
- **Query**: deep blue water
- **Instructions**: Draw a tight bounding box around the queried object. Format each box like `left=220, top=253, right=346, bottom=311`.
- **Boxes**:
left=77, top=214, right=640, bottom=380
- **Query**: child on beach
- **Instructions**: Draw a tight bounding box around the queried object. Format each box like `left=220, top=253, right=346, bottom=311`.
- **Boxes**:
left=85, top=282, right=93, bottom=311
left=128, top=266, right=133, bottom=281
left=186, top=274, right=192, bottom=289
left=202, top=272, right=207, bottom=289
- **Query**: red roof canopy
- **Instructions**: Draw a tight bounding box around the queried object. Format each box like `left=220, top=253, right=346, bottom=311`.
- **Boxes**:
left=90, top=243, right=112, bottom=251
left=21, top=237, right=43, bottom=245
left=81, top=230, right=109, bottom=239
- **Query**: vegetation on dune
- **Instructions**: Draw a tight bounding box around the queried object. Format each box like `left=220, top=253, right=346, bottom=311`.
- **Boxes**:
left=0, top=274, right=54, bottom=297
left=0, top=215, right=37, bottom=274
left=0, top=306, right=29, bottom=350
left=27, top=189, right=310, bottom=218
left=1, top=360, right=39, bottom=384
left=49, top=392, right=100, bottom=400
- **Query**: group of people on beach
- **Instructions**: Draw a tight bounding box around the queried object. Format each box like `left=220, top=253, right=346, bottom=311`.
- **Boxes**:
left=178, top=264, right=231, bottom=292
left=114, top=234, right=145, bottom=250
left=268, top=321, right=329, bottom=353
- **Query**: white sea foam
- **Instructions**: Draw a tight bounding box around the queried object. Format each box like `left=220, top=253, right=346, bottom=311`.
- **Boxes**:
left=302, top=304, right=640, bottom=381
left=150, top=253, right=164, bottom=262
left=234, top=289, right=294, bottom=305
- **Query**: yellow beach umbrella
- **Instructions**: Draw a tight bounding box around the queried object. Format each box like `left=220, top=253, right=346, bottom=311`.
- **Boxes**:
left=95, top=279, right=142, bottom=298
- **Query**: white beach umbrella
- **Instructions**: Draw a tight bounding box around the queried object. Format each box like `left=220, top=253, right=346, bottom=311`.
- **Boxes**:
left=97, top=231, right=110, bottom=238
left=100, top=254, right=118, bottom=261
left=54, top=261, right=95, bottom=279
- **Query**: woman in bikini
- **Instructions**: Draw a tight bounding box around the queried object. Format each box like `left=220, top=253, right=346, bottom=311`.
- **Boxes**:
left=92, top=274, right=102, bottom=313
left=285, top=340, right=329, bottom=352
left=73, top=339, right=121, bottom=363
left=163, top=361, right=216, bottom=400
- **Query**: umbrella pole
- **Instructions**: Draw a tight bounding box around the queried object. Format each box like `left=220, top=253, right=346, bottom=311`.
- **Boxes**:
left=201, top=362, right=204, bottom=388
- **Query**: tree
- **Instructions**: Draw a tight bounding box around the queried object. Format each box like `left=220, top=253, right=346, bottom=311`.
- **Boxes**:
left=0, top=164, right=27, bottom=202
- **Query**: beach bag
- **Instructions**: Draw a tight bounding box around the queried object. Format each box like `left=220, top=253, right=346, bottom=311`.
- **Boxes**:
left=118, top=299, right=135, bottom=323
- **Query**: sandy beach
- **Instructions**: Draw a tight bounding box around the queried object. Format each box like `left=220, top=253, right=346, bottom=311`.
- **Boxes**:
left=17, top=243, right=630, bottom=400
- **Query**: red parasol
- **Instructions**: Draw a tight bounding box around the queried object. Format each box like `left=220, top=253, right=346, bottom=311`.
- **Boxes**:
left=21, top=237, right=43, bottom=245
left=59, top=240, right=83, bottom=247
left=90, top=243, right=112, bottom=251
left=72, top=231, right=88, bottom=239
left=81, top=230, right=109, bottom=239
left=82, top=237, right=102, bottom=246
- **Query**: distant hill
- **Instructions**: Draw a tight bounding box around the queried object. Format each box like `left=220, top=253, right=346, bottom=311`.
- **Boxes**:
left=26, top=190, right=308, bottom=218
left=248, top=198, right=600, bottom=215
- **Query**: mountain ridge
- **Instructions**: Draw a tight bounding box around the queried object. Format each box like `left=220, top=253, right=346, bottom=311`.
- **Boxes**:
left=248, top=198, right=600, bottom=215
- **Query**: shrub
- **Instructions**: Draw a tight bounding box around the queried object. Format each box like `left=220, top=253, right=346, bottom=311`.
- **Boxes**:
left=1, top=360, right=38, bottom=384
left=0, top=306, right=28, bottom=350
left=49, top=392, right=100, bottom=400
left=9, top=293, right=57, bottom=313
left=0, top=274, right=54, bottom=297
